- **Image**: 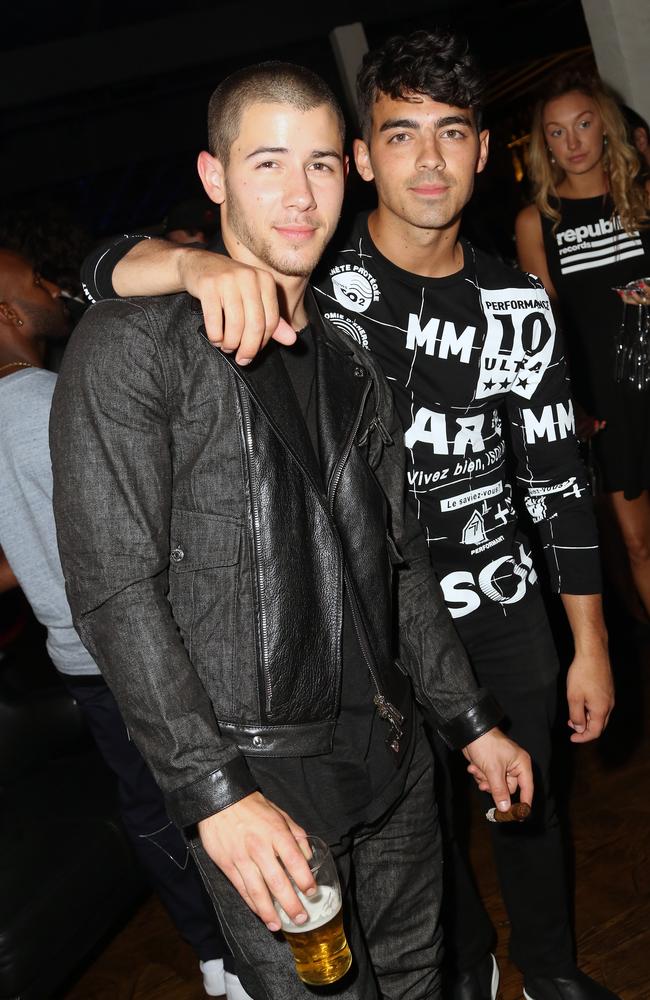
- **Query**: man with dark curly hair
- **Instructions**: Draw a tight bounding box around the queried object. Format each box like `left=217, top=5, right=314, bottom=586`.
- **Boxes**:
left=80, top=29, right=617, bottom=1000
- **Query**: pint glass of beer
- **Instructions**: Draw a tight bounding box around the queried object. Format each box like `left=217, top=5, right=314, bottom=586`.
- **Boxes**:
left=274, top=835, right=352, bottom=986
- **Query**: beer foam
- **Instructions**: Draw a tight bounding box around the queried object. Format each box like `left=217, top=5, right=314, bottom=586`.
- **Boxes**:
left=275, top=884, right=340, bottom=933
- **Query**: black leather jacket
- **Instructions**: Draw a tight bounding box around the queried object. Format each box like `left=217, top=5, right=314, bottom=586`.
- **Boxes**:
left=51, top=290, right=500, bottom=828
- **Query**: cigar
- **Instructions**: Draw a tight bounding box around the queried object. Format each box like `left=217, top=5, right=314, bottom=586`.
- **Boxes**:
left=485, top=802, right=531, bottom=824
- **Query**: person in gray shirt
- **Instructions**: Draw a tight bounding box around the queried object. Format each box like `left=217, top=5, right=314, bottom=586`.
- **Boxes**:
left=0, top=248, right=248, bottom=1000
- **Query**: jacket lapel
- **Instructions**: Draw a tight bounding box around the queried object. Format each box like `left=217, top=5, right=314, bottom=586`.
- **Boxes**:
left=213, top=331, right=323, bottom=489
left=307, top=291, right=371, bottom=494
left=200, top=288, right=370, bottom=495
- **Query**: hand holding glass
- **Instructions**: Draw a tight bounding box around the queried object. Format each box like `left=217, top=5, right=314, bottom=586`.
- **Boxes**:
left=274, top=835, right=352, bottom=985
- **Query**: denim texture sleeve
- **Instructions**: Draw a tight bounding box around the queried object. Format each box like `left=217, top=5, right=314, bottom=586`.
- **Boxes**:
left=368, top=376, right=502, bottom=749
left=49, top=299, right=257, bottom=828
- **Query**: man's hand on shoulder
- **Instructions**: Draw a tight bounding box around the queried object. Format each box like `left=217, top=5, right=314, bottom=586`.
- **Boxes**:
left=197, top=791, right=315, bottom=931
left=176, top=249, right=296, bottom=364
left=462, top=727, right=534, bottom=813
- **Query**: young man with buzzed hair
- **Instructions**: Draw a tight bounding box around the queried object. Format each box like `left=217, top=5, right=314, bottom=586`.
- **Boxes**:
left=53, top=61, right=533, bottom=999
left=81, top=31, right=618, bottom=1000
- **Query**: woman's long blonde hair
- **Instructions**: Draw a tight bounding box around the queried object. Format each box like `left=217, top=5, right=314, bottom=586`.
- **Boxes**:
left=528, top=70, right=649, bottom=232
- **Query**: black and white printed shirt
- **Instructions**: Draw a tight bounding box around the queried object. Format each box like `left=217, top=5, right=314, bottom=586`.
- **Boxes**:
left=313, top=213, right=601, bottom=630
left=83, top=215, right=602, bottom=637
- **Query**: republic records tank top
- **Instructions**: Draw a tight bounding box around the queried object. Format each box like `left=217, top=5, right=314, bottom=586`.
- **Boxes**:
left=541, top=194, right=650, bottom=498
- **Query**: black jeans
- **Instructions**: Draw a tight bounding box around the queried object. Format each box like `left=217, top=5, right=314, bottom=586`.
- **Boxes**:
left=436, top=596, right=575, bottom=979
left=63, top=675, right=228, bottom=964
left=191, top=727, right=443, bottom=999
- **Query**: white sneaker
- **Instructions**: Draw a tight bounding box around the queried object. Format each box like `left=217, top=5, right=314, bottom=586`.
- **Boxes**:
left=200, top=958, right=226, bottom=996
left=225, top=970, right=255, bottom=1000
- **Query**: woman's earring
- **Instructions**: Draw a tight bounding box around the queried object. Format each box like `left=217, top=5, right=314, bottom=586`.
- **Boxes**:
left=547, top=146, right=556, bottom=164
left=603, top=134, right=608, bottom=147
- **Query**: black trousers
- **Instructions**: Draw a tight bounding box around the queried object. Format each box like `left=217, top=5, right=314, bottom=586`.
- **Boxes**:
left=191, top=728, right=443, bottom=999
left=63, top=674, right=228, bottom=964
left=436, top=594, right=576, bottom=979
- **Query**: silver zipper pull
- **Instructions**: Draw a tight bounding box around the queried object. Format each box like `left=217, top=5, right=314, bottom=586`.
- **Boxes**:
left=374, top=695, right=404, bottom=753
left=374, top=694, right=404, bottom=727
left=373, top=415, right=393, bottom=444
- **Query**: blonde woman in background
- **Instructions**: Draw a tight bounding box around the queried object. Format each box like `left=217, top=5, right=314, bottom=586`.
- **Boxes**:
left=516, top=71, right=650, bottom=620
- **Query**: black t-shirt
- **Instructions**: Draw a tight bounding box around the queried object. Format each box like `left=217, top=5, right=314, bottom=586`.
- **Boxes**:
left=313, top=213, right=601, bottom=647
left=246, top=326, right=414, bottom=847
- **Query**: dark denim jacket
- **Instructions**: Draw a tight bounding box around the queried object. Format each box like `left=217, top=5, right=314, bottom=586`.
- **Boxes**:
left=50, top=290, right=500, bottom=828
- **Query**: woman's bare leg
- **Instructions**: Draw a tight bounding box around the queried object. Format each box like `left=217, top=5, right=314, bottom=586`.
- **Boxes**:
left=606, top=490, right=650, bottom=619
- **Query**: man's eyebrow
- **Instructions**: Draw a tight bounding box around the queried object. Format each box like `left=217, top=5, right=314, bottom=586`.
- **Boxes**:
left=436, top=114, right=473, bottom=128
left=246, top=146, right=288, bottom=159
left=245, top=147, right=342, bottom=160
left=311, top=149, right=342, bottom=161
left=379, top=114, right=473, bottom=133
left=379, top=118, right=420, bottom=133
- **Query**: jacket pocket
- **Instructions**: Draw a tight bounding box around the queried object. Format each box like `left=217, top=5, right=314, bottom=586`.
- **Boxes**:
left=168, top=509, right=242, bottom=714
left=169, top=509, right=240, bottom=573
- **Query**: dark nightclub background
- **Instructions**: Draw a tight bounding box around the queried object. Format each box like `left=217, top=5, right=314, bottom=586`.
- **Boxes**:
left=0, top=0, right=594, bottom=269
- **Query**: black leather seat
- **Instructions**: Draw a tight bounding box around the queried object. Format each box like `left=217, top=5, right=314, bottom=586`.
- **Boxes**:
left=0, top=645, right=145, bottom=999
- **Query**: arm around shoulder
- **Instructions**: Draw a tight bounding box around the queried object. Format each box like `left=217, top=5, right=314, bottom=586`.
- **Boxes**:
left=81, top=234, right=296, bottom=362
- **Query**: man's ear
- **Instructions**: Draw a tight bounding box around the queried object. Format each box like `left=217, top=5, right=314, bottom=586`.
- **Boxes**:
left=197, top=151, right=226, bottom=205
left=476, top=129, right=490, bottom=176
left=0, top=302, right=23, bottom=328
left=353, top=138, right=375, bottom=183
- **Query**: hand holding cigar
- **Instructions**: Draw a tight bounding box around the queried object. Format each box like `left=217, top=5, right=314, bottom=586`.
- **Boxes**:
left=485, top=802, right=531, bottom=824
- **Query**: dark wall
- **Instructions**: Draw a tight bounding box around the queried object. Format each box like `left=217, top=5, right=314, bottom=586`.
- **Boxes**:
left=0, top=0, right=590, bottom=239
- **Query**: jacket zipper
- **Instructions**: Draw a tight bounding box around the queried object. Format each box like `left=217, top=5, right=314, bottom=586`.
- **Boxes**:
left=237, top=356, right=403, bottom=747
left=239, top=389, right=272, bottom=709
left=328, top=381, right=405, bottom=753
left=344, top=571, right=404, bottom=753
left=357, top=413, right=393, bottom=448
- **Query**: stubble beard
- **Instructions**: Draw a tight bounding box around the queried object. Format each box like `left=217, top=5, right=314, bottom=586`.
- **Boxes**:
left=378, top=172, right=470, bottom=232
left=225, top=190, right=325, bottom=278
